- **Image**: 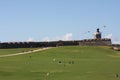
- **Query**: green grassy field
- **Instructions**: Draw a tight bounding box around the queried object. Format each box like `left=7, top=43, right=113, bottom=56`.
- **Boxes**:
left=0, top=46, right=120, bottom=80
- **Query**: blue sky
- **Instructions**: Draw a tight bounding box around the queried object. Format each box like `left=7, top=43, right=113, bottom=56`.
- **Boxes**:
left=0, top=0, right=120, bottom=43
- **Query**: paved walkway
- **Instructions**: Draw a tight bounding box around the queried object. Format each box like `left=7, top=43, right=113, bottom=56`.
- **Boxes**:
left=0, top=47, right=52, bottom=58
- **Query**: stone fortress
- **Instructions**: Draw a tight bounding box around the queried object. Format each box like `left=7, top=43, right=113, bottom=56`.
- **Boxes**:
left=0, top=28, right=113, bottom=49
left=79, top=28, right=111, bottom=46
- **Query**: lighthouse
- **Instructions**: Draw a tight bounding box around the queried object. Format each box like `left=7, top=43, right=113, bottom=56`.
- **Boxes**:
left=94, top=28, right=101, bottom=39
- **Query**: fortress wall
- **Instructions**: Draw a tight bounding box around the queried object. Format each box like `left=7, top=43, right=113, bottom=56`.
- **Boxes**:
left=112, top=44, right=120, bottom=51
left=79, top=38, right=111, bottom=46
left=0, top=38, right=111, bottom=48
left=0, top=29, right=112, bottom=48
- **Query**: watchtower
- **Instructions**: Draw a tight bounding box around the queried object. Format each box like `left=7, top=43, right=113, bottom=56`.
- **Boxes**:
left=94, top=28, right=101, bottom=39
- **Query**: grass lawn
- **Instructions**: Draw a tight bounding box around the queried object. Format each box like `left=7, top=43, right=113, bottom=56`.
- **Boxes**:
left=0, top=46, right=120, bottom=80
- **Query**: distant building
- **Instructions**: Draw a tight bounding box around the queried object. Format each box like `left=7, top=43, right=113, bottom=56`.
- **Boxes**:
left=79, top=28, right=111, bottom=46
left=94, top=28, right=101, bottom=39
left=79, top=38, right=111, bottom=46
left=0, top=28, right=112, bottom=48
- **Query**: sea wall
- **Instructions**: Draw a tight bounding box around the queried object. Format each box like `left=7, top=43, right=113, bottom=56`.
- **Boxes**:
left=0, top=38, right=111, bottom=48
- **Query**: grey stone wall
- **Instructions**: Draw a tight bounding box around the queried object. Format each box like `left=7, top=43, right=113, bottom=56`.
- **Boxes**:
left=79, top=38, right=111, bottom=46
left=0, top=38, right=112, bottom=48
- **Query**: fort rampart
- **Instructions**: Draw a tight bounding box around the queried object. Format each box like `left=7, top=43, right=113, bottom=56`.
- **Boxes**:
left=0, top=38, right=111, bottom=48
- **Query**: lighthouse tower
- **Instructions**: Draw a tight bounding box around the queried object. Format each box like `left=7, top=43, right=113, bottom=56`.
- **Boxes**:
left=94, top=28, right=101, bottom=39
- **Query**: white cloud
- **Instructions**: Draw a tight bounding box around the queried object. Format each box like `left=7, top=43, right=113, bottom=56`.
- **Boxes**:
left=105, top=34, right=120, bottom=44
left=62, top=33, right=73, bottom=40
left=41, top=37, right=51, bottom=41
left=41, top=33, right=73, bottom=41
left=105, top=34, right=112, bottom=38
left=27, top=37, right=34, bottom=42
left=112, top=37, right=120, bottom=44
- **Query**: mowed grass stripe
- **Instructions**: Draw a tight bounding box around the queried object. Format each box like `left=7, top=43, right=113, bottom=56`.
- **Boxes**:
left=0, top=47, right=52, bottom=58
left=0, top=48, right=39, bottom=55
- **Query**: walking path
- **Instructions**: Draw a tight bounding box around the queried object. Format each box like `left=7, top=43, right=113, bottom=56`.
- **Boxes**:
left=0, top=47, right=52, bottom=58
